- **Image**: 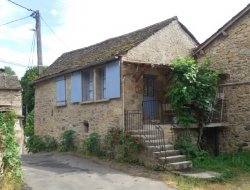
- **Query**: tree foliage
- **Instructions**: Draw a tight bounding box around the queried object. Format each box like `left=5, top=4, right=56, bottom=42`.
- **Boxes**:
left=168, top=57, right=219, bottom=127
left=20, top=67, right=46, bottom=114
left=4, top=66, right=16, bottom=75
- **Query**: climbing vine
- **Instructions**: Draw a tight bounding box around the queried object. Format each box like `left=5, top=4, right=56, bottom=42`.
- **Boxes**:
left=168, top=57, right=218, bottom=146
left=0, top=112, right=23, bottom=189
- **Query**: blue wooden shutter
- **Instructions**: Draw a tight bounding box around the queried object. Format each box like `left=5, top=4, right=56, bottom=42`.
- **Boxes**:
left=71, top=71, right=82, bottom=103
left=106, top=60, right=120, bottom=99
left=56, top=76, right=66, bottom=105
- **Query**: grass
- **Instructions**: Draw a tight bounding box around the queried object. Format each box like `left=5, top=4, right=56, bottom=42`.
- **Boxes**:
left=0, top=178, right=23, bottom=190
left=193, top=151, right=250, bottom=180
left=163, top=151, right=250, bottom=190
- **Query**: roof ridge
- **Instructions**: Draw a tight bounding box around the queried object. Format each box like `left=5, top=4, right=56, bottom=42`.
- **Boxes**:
left=62, top=16, right=178, bottom=56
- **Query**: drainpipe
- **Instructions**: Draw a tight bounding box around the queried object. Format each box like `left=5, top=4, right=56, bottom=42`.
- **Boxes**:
left=122, top=76, right=126, bottom=129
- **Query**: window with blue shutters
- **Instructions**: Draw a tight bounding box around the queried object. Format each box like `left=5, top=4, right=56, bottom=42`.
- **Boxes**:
left=106, top=60, right=120, bottom=99
left=100, top=68, right=106, bottom=99
left=56, top=76, right=66, bottom=105
left=71, top=71, right=82, bottom=103
left=86, top=70, right=94, bottom=101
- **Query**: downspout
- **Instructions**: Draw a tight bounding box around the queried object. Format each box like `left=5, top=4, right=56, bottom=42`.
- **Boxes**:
left=122, top=76, right=126, bottom=129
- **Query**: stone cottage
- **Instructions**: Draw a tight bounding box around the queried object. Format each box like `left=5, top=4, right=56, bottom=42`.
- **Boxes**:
left=33, top=16, right=198, bottom=141
left=0, top=69, right=24, bottom=154
left=194, top=4, right=250, bottom=152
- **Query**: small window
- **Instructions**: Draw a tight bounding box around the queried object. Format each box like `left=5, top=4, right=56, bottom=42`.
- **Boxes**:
left=56, top=76, right=66, bottom=105
left=85, top=70, right=94, bottom=101
left=100, top=68, right=106, bottom=99
left=143, top=77, right=155, bottom=97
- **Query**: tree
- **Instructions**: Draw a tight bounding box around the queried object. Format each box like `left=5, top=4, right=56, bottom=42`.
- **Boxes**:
left=20, top=67, right=47, bottom=115
left=4, top=66, right=16, bottom=75
left=168, top=57, right=219, bottom=147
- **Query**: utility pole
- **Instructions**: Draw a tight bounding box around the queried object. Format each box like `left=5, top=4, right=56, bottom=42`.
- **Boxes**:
left=35, top=10, right=43, bottom=75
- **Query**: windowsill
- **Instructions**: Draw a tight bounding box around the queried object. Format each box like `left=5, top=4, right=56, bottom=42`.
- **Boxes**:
left=80, top=99, right=110, bottom=105
left=56, top=104, right=67, bottom=107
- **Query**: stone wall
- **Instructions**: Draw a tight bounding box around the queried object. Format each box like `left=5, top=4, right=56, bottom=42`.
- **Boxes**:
left=123, top=20, right=197, bottom=65
left=0, top=89, right=24, bottom=154
left=197, top=11, right=250, bottom=152
left=0, top=90, right=22, bottom=115
left=122, top=62, right=171, bottom=111
left=34, top=73, right=123, bottom=142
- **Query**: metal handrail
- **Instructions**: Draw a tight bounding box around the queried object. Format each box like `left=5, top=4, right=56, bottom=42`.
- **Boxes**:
left=124, top=109, right=168, bottom=165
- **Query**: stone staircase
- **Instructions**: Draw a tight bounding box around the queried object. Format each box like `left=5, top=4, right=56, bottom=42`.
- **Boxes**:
left=131, top=128, right=192, bottom=170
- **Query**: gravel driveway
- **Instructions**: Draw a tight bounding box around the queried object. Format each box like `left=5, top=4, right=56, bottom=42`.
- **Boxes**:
left=22, top=153, right=176, bottom=190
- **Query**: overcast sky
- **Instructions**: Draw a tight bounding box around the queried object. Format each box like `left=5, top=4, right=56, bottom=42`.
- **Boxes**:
left=0, top=0, right=249, bottom=78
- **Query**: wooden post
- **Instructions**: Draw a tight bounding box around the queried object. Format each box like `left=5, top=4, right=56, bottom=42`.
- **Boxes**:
left=35, top=10, right=43, bottom=75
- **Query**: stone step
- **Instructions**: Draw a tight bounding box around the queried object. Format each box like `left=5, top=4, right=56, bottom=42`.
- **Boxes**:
left=148, top=144, right=174, bottom=151
left=167, top=161, right=192, bottom=170
left=159, top=155, right=186, bottom=163
left=129, top=130, right=156, bottom=135
left=153, top=150, right=181, bottom=157
left=145, top=139, right=168, bottom=146
left=132, top=134, right=161, bottom=140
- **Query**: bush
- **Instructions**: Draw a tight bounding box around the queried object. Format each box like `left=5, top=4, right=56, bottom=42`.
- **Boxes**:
left=82, top=132, right=102, bottom=156
left=44, top=136, right=58, bottom=152
left=175, top=139, right=208, bottom=162
left=104, top=127, right=144, bottom=161
left=26, top=135, right=45, bottom=153
left=59, top=130, right=76, bottom=152
left=24, top=111, right=34, bottom=137
left=0, top=112, right=23, bottom=187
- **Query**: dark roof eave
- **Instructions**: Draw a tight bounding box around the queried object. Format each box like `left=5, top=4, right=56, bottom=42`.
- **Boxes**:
left=32, top=56, right=120, bottom=85
left=193, top=3, right=250, bottom=55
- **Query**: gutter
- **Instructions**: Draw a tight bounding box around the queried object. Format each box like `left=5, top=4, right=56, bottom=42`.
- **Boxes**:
left=31, top=56, right=119, bottom=85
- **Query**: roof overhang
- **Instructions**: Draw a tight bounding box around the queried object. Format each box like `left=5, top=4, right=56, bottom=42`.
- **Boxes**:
left=193, top=4, right=250, bottom=55
left=32, top=56, right=120, bottom=85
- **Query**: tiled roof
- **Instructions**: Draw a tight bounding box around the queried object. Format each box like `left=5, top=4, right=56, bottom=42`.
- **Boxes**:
left=37, top=16, right=197, bottom=82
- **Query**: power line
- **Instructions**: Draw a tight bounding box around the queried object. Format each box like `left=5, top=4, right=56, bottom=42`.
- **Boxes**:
left=28, top=31, right=36, bottom=68
left=8, top=0, right=34, bottom=12
left=41, top=16, right=68, bottom=49
left=0, top=15, right=31, bottom=27
left=0, top=58, right=28, bottom=68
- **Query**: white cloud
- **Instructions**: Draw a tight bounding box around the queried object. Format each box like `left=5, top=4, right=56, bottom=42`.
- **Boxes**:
left=50, top=9, right=58, bottom=16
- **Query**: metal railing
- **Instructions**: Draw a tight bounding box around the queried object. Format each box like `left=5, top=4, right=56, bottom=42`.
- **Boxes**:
left=124, top=110, right=168, bottom=164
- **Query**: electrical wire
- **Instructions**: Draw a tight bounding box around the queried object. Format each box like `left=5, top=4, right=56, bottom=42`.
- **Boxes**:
left=27, top=31, right=36, bottom=68
left=7, top=0, right=34, bottom=12
left=0, top=15, right=31, bottom=27
left=0, top=58, right=28, bottom=68
left=41, top=15, right=69, bottom=49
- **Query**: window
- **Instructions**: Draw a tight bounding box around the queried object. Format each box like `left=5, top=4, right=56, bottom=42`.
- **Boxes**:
left=99, top=68, right=106, bottom=99
left=71, top=71, right=82, bottom=103
left=143, top=77, right=155, bottom=97
left=56, top=75, right=66, bottom=105
left=86, top=70, right=94, bottom=101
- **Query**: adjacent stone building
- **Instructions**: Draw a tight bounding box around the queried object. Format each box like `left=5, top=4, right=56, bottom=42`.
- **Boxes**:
left=33, top=17, right=198, bottom=141
left=0, top=69, right=24, bottom=154
left=194, top=4, right=250, bottom=152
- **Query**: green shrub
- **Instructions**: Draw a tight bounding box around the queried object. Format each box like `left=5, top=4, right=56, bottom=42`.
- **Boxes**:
left=82, top=132, right=102, bottom=155
left=59, top=130, right=76, bottom=152
left=44, top=136, right=58, bottom=151
left=26, top=135, right=45, bottom=153
left=104, top=127, right=144, bottom=161
left=0, top=112, right=23, bottom=186
left=24, top=110, right=34, bottom=137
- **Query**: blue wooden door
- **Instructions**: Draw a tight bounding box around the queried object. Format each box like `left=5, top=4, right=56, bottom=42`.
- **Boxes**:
left=143, top=75, right=158, bottom=117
